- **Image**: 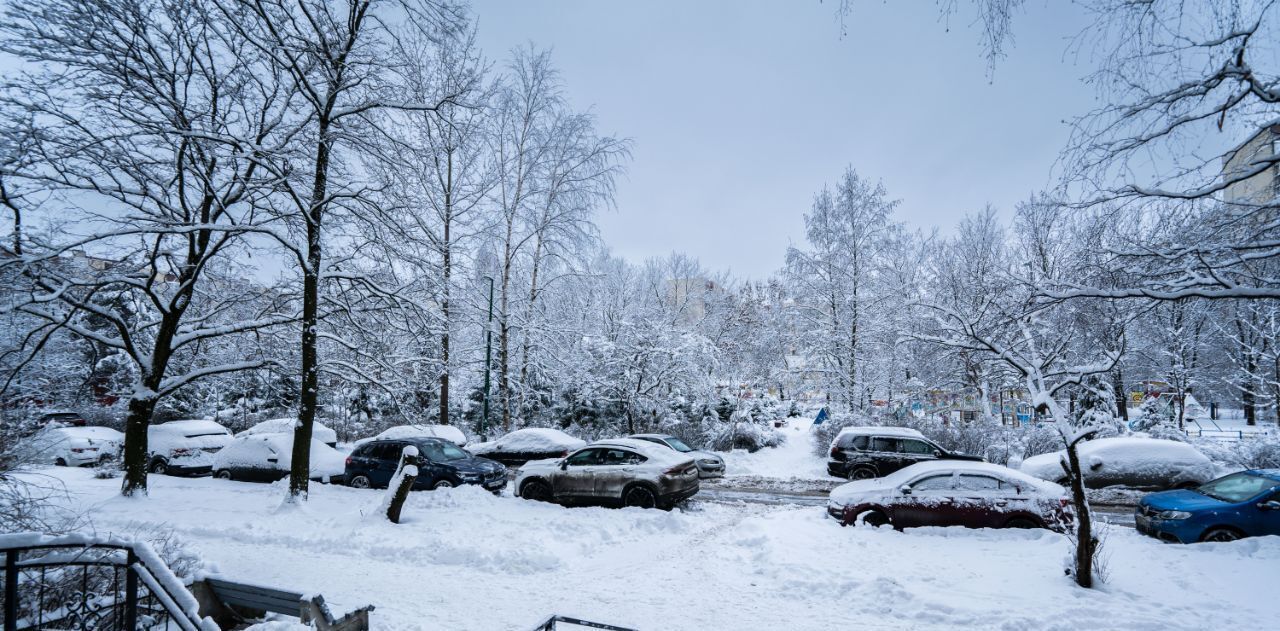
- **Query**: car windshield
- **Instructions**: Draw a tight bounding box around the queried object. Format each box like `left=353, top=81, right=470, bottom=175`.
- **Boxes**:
left=1195, top=472, right=1278, bottom=503
left=664, top=437, right=694, bottom=452
left=420, top=441, right=468, bottom=462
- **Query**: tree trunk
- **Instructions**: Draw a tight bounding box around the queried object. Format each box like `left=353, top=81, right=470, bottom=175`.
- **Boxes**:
left=518, top=235, right=544, bottom=408
left=438, top=158, right=452, bottom=425
left=1064, top=437, right=1096, bottom=589
left=1112, top=368, right=1128, bottom=422
left=120, top=395, right=158, bottom=496
left=290, top=125, right=331, bottom=501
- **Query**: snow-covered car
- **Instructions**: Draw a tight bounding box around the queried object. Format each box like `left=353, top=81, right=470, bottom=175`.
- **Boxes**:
left=212, top=433, right=345, bottom=483
left=629, top=433, right=725, bottom=478
left=26, top=426, right=124, bottom=467
left=827, top=460, right=1072, bottom=531
left=826, top=426, right=982, bottom=479
left=344, top=437, right=506, bottom=492
left=238, top=417, right=338, bottom=448
left=515, top=438, right=700, bottom=509
left=146, top=419, right=233, bottom=476
left=1020, top=437, right=1215, bottom=490
left=468, top=428, right=587, bottom=466
left=363, top=424, right=467, bottom=447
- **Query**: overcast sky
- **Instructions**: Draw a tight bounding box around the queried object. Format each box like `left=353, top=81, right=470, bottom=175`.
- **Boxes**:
left=471, top=0, right=1097, bottom=279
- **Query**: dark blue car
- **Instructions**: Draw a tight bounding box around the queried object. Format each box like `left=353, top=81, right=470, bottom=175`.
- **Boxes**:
left=1136, top=469, right=1280, bottom=543
left=344, top=437, right=507, bottom=493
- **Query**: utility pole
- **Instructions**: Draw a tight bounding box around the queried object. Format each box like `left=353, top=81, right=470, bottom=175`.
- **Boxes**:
left=481, top=276, right=495, bottom=441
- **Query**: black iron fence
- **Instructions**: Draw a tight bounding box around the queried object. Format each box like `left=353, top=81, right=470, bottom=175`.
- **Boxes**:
left=1, top=534, right=210, bottom=631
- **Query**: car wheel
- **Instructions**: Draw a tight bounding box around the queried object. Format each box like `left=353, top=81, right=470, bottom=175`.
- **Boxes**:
left=150, top=459, right=168, bottom=475
left=1004, top=517, right=1042, bottom=529
left=432, top=480, right=454, bottom=490
left=520, top=479, right=553, bottom=502
left=850, top=466, right=876, bottom=481
left=1201, top=527, right=1243, bottom=543
left=348, top=474, right=373, bottom=489
left=215, top=470, right=232, bottom=481
left=622, top=485, right=658, bottom=509
left=860, top=509, right=890, bottom=528
left=55, top=457, right=67, bottom=467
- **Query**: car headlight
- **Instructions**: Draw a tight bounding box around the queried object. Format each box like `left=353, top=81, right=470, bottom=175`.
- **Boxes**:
left=1156, top=510, right=1192, bottom=520
left=461, top=473, right=481, bottom=481
left=699, top=458, right=721, bottom=466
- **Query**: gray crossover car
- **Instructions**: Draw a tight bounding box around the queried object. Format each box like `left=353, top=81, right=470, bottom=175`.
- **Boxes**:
left=629, top=433, right=725, bottom=479
left=515, top=438, right=700, bottom=509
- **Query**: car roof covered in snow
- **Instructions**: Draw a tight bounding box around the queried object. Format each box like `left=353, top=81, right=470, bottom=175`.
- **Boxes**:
left=833, top=426, right=925, bottom=440
left=151, top=419, right=230, bottom=436
left=588, top=438, right=692, bottom=463
left=831, top=460, right=1065, bottom=504
left=371, top=424, right=467, bottom=446
left=629, top=433, right=675, bottom=440
left=240, top=418, right=337, bottom=441
left=54, top=426, right=123, bottom=440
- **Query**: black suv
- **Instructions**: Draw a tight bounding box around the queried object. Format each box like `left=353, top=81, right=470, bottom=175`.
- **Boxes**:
left=345, top=437, right=507, bottom=492
left=827, top=428, right=982, bottom=480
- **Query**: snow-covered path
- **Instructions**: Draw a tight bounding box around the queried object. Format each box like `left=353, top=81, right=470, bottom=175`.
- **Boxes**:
left=25, top=467, right=1280, bottom=630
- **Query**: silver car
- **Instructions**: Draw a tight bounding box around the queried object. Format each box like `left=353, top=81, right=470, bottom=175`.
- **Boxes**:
left=629, top=433, right=725, bottom=479
left=515, top=438, right=700, bottom=509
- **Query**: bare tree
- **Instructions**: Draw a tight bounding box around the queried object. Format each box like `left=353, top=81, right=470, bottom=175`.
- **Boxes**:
left=0, top=0, right=301, bottom=495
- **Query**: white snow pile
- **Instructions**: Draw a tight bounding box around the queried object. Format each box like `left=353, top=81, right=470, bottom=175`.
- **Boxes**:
left=21, top=467, right=1280, bottom=630
left=239, top=418, right=338, bottom=446
left=365, top=424, right=467, bottom=447
left=719, top=416, right=842, bottom=481
left=467, top=427, right=585, bottom=455
left=1021, top=436, right=1215, bottom=485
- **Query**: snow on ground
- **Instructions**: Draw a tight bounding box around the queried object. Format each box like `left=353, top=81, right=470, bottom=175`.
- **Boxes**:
left=717, top=416, right=841, bottom=483
left=22, top=467, right=1279, bottom=630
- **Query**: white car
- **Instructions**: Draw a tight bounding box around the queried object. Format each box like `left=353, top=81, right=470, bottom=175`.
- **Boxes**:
left=239, top=417, right=338, bottom=447
left=212, top=433, right=345, bottom=483
left=827, top=460, right=1072, bottom=531
left=1020, top=436, right=1215, bottom=490
left=26, top=426, right=124, bottom=467
left=147, top=419, right=233, bottom=476
left=515, top=438, right=700, bottom=509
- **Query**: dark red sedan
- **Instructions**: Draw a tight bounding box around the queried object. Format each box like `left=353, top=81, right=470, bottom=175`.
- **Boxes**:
left=827, top=461, right=1073, bottom=531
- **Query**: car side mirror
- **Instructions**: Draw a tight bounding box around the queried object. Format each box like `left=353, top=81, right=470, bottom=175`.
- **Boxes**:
left=1089, top=461, right=1103, bottom=470
left=899, top=485, right=912, bottom=495
left=559, top=460, right=569, bottom=471
left=1258, top=500, right=1280, bottom=511
left=932, top=451, right=941, bottom=458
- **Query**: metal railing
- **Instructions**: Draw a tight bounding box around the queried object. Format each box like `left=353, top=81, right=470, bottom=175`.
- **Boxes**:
left=2, top=534, right=211, bottom=631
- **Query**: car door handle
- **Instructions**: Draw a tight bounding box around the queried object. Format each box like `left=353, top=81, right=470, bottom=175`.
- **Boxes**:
left=994, top=501, right=1007, bottom=507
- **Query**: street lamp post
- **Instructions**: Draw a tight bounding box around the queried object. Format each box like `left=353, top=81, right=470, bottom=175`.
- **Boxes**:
left=481, top=275, right=494, bottom=441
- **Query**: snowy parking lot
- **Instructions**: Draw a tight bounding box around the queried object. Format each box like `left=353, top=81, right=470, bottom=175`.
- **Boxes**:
left=24, top=463, right=1279, bottom=631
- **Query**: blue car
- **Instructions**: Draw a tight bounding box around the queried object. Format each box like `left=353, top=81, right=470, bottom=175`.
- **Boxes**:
left=1135, top=469, right=1280, bottom=543
left=344, top=437, right=507, bottom=493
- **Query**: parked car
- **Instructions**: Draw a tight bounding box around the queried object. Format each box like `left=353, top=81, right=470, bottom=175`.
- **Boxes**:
left=827, top=460, right=1072, bottom=531
left=629, top=433, right=725, bottom=478
left=365, top=424, right=467, bottom=447
left=238, top=418, right=338, bottom=448
left=1135, top=469, right=1280, bottom=543
left=515, top=438, right=701, bottom=510
left=826, top=426, right=982, bottom=480
left=1020, top=437, right=1215, bottom=490
left=26, top=426, right=124, bottom=466
left=213, top=433, right=345, bottom=483
left=146, top=419, right=234, bottom=476
left=468, top=428, right=586, bottom=466
left=344, top=437, right=506, bottom=492
left=37, top=411, right=87, bottom=427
